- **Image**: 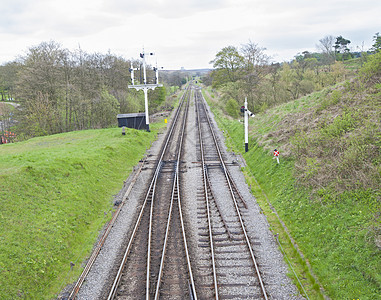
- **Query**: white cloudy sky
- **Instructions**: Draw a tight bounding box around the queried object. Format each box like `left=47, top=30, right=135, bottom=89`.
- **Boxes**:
left=1, top=0, right=380, bottom=69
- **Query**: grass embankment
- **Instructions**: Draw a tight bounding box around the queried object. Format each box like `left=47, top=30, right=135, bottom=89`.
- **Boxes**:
left=202, top=73, right=380, bottom=299
left=0, top=124, right=163, bottom=299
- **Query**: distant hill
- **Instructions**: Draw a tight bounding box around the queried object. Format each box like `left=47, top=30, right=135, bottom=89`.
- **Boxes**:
left=162, top=68, right=212, bottom=75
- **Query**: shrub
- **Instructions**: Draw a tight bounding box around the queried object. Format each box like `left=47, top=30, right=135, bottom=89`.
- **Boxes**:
left=321, top=110, right=359, bottom=138
left=225, top=98, right=239, bottom=118
left=316, top=90, right=342, bottom=112
left=359, top=51, right=381, bottom=84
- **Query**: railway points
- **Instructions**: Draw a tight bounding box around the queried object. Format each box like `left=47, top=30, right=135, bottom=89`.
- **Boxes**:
left=69, top=83, right=304, bottom=300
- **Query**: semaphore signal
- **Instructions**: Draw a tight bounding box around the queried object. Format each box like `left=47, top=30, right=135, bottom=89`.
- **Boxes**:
left=128, top=49, right=163, bottom=132
left=243, top=97, right=255, bottom=152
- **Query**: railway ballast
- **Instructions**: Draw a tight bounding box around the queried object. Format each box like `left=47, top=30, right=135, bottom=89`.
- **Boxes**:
left=69, top=83, right=304, bottom=300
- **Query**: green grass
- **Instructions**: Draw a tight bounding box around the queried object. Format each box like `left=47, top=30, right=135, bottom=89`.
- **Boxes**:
left=0, top=123, right=164, bottom=299
left=343, top=57, right=364, bottom=72
left=203, top=88, right=381, bottom=299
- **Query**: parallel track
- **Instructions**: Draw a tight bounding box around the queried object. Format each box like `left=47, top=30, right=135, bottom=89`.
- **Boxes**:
left=70, top=83, right=270, bottom=299
left=107, top=84, right=196, bottom=300
left=194, top=86, right=268, bottom=300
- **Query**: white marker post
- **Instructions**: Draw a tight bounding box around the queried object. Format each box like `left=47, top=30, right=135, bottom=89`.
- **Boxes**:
left=244, top=98, right=248, bottom=152
left=243, top=97, right=255, bottom=153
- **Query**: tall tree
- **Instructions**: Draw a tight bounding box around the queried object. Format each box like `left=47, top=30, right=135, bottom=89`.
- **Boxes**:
left=210, top=46, right=243, bottom=84
left=334, top=36, right=351, bottom=61
left=317, top=35, right=336, bottom=65
left=17, top=41, right=67, bottom=134
left=0, top=62, right=20, bottom=101
left=239, top=41, right=269, bottom=108
left=371, top=32, right=381, bottom=52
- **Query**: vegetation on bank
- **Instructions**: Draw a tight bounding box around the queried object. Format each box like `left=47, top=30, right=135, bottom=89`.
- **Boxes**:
left=0, top=41, right=188, bottom=141
left=0, top=124, right=164, bottom=299
left=201, top=53, right=380, bottom=299
left=0, top=33, right=379, bottom=300
left=207, top=33, right=381, bottom=118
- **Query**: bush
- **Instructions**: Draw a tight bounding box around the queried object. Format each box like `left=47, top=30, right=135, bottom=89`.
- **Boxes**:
left=225, top=98, right=239, bottom=118
left=321, top=110, right=359, bottom=138
left=359, top=51, right=381, bottom=83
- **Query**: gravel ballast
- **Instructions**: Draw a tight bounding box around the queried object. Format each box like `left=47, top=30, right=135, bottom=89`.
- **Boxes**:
left=66, top=87, right=305, bottom=299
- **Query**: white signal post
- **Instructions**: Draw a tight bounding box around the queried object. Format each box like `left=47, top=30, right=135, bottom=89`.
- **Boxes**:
left=128, top=49, right=163, bottom=132
left=244, top=97, right=255, bottom=152
left=244, top=98, right=248, bottom=152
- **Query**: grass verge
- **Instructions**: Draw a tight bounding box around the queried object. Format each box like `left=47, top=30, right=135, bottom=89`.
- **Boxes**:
left=203, top=88, right=381, bottom=299
left=0, top=122, right=165, bottom=299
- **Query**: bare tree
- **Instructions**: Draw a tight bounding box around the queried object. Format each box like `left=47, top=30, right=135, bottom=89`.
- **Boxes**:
left=317, top=35, right=336, bottom=65
left=3, top=40, right=170, bottom=140
left=239, top=41, right=270, bottom=110
left=241, top=40, right=269, bottom=68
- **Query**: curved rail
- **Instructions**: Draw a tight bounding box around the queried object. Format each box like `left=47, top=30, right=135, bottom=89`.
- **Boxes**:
left=107, top=84, right=196, bottom=299
left=68, top=157, right=146, bottom=300
left=154, top=88, right=197, bottom=299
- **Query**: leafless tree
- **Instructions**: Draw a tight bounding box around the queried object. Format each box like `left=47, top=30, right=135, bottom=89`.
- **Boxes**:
left=317, top=35, right=336, bottom=65
left=0, top=40, right=167, bottom=139
left=239, top=41, right=270, bottom=110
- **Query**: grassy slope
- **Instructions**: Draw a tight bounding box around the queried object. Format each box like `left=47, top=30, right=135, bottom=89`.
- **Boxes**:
left=0, top=124, right=163, bottom=299
left=203, top=85, right=381, bottom=299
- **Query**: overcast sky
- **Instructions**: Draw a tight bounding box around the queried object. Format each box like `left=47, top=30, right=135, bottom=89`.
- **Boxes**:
left=1, top=0, right=380, bottom=69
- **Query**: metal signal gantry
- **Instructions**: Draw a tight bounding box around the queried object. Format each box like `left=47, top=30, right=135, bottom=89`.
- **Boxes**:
left=128, top=49, right=163, bottom=132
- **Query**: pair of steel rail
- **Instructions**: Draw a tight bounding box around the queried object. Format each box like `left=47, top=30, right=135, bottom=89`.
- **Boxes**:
left=107, top=84, right=196, bottom=299
left=194, top=87, right=268, bottom=300
left=70, top=83, right=268, bottom=299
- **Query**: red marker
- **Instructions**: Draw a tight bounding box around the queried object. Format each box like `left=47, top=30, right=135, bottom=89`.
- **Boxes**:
left=273, top=149, right=280, bottom=164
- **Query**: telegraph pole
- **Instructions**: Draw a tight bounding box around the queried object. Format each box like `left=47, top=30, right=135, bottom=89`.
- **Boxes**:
left=128, top=49, right=162, bottom=132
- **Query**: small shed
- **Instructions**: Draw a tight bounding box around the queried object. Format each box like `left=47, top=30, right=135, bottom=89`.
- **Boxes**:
left=117, top=113, right=146, bottom=130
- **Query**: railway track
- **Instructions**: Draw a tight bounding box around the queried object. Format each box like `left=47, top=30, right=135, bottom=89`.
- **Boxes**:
left=70, top=83, right=274, bottom=299
left=107, top=84, right=196, bottom=300
left=193, top=86, right=268, bottom=299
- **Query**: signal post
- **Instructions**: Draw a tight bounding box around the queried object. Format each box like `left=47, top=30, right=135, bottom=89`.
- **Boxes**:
left=242, top=97, right=254, bottom=152
left=128, top=49, right=162, bottom=132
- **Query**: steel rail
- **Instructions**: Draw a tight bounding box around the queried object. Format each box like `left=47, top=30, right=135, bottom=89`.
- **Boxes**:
left=149, top=86, right=191, bottom=299
left=197, top=87, right=269, bottom=300
left=226, top=169, right=248, bottom=209
left=68, top=153, right=147, bottom=299
left=195, top=87, right=219, bottom=300
left=204, top=166, right=233, bottom=240
left=176, top=91, right=198, bottom=299
left=107, top=160, right=160, bottom=300
left=176, top=95, right=198, bottom=300
left=153, top=168, right=177, bottom=300
left=177, top=169, right=198, bottom=300
left=107, top=84, right=191, bottom=300
left=146, top=161, right=160, bottom=300
left=154, top=94, right=196, bottom=299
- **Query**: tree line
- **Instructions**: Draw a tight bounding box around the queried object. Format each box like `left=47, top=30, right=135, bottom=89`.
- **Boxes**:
left=0, top=41, right=187, bottom=140
left=204, top=34, right=381, bottom=116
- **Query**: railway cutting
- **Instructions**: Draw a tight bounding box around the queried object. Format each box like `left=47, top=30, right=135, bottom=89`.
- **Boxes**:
left=69, top=83, right=304, bottom=300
